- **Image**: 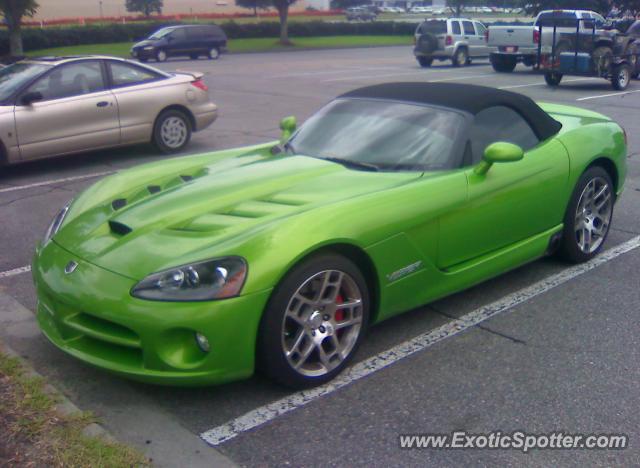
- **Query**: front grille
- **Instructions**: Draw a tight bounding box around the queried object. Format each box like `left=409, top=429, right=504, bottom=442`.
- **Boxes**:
left=59, top=312, right=144, bottom=369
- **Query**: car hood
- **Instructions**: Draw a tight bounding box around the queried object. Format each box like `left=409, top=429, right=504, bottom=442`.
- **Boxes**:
left=132, top=39, right=158, bottom=49
left=53, top=147, right=420, bottom=280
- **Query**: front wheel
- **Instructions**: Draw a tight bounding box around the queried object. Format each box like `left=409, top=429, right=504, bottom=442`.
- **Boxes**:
left=544, top=71, right=563, bottom=86
left=257, top=254, right=370, bottom=389
left=152, top=110, right=192, bottom=154
left=156, top=49, right=168, bottom=62
left=611, top=64, right=631, bottom=90
left=557, top=166, right=614, bottom=263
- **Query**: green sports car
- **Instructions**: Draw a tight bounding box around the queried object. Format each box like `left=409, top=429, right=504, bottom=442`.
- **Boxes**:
left=33, top=83, right=627, bottom=389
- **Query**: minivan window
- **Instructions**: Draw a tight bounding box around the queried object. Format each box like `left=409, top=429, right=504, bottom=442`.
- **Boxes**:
left=149, top=27, right=175, bottom=40
left=419, top=21, right=447, bottom=34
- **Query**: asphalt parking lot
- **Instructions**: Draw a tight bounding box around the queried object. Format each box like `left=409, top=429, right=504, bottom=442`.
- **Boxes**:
left=1, top=46, right=640, bottom=466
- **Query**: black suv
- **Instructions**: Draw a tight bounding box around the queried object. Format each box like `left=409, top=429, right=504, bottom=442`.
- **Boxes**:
left=131, top=25, right=227, bottom=63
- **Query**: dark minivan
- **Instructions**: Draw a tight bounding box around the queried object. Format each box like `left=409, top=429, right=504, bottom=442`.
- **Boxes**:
left=131, top=25, right=227, bottom=62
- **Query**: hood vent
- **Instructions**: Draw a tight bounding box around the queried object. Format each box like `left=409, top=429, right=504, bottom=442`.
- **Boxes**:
left=147, top=185, right=161, bottom=194
left=112, top=199, right=127, bottom=211
left=109, top=220, right=133, bottom=236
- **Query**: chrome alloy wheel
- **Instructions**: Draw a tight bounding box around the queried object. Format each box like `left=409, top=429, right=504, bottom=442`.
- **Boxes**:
left=160, top=116, right=188, bottom=149
left=575, top=176, right=612, bottom=254
left=281, top=270, right=364, bottom=377
left=617, top=67, right=630, bottom=89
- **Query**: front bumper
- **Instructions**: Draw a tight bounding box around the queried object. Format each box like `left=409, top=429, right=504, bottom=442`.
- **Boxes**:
left=131, top=48, right=156, bottom=60
left=33, top=241, right=271, bottom=386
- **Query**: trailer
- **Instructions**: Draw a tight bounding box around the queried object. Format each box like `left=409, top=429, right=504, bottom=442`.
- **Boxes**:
left=534, top=17, right=640, bottom=90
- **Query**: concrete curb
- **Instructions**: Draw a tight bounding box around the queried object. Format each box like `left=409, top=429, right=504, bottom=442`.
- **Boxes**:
left=0, top=340, right=116, bottom=444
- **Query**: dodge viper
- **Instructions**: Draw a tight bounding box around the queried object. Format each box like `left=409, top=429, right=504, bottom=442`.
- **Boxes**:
left=33, top=83, right=627, bottom=389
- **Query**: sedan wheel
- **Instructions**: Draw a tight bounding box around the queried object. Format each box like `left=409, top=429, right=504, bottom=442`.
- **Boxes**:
left=156, top=49, right=168, bottom=62
left=153, top=110, right=192, bottom=153
left=258, top=254, right=369, bottom=388
left=558, top=167, right=614, bottom=263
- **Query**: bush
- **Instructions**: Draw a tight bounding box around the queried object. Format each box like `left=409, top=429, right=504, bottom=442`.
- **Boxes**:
left=0, top=19, right=529, bottom=55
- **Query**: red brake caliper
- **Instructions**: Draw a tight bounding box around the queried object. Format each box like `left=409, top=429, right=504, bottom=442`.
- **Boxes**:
left=335, top=294, right=345, bottom=322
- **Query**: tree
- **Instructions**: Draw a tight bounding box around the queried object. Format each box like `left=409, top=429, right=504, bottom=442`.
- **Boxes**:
left=235, top=0, right=271, bottom=17
left=617, top=0, right=640, bottom=14
left=0, top=0, right=39, bottom=56
left=125, top=0, right=163, bottom=18
left=272, top=0, right=299, bottom=45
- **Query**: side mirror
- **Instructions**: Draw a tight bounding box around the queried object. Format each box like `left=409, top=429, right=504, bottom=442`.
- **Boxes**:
left=279, top=115, right=297, bottom=144
left=474, top=142, right=524, bottom=175
left=21, top=91, right=43, bottom=106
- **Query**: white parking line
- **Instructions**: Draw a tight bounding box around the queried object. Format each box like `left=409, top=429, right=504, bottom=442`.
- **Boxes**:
left=0, top=265, right=31, bottom=279
left=499, top=77, right=599, bottom=90
left=200, top=235, right=640, bottom=446
left=269, top=66, right=405, bottom=78
left=0, top=171, right=114, bottom=194
left=577, top=89, right=640, bottom=101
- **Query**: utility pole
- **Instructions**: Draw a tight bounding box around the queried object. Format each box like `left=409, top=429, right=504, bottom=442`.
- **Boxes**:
left=99, top=0, right=104, bottom=23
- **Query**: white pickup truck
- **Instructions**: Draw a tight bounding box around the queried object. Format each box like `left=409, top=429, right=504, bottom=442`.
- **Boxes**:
left=487, top=9, right=609, bottom=72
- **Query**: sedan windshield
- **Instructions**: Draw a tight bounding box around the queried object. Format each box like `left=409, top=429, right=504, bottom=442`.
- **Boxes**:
left=0, top=63, right=51, bottom=102
left=149, top=27, right=175, bottom=39
left=287, top=99, right=466, bottom=171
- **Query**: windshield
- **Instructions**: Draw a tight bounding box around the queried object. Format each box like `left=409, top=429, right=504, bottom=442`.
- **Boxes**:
left=287, top=99, right=467, bottom=172
left=0, top=62, right=51, bottom=102
left=149, top=27, right=175, bottom=39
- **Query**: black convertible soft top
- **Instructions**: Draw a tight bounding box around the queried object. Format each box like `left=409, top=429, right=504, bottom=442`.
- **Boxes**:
left=339, top=82, right=562, bottom=141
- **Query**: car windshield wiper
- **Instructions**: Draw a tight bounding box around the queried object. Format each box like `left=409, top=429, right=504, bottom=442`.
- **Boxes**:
left=321, top=156, right=380, bottom=172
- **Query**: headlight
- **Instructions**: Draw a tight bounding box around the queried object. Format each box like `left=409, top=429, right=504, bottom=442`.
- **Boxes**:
left=143, top=46, right=155, bottom=51
left=131, top=257, right=248, bottom=301
left=44, top=202, right=71, bottom=244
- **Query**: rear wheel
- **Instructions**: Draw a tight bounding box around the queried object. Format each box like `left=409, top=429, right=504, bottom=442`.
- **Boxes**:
left=611, top=63, right=631, bottom=90
left=257, top=254, right=370, bottom=389
left=452, top=47, right=468, bottom=67
left=208, top=47, right=220, bottom=60
left=153, top=109, right=192, bottom=154
left=417, top=56, right=433, bottom=68
left=490, top=54, right=517, bottom=72
left=544, top=71, right=563, bottom=86
left=557, top=166, right=614, bottom=263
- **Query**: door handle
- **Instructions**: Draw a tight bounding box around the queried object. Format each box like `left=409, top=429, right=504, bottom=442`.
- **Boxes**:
left=97, top=101, right=110, bottom=108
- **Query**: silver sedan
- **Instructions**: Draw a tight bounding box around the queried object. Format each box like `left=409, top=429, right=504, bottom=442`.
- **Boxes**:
left=0, top=56, right=217, bottom=165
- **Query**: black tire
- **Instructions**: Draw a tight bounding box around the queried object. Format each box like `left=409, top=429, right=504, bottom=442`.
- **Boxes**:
left=189, top=53, right=199, bottom=60
left=208, top=47, right=220, bottom=60
left=156, top=49, right=168, bottom=62
left=557, top=166, right=614, bottom=263
left=417, top=56, right=433, bottom=68
left=611, top=63, right=631, bottom=90
left=490, top=54, right=517, bottom=72
left=544, top=71, right=563, bottom=86
left=152, top=109, right=192, bottom=154
left=257, top=253, right=370, bottom=389
left=592, top=46, right=613, bottom=73
left=452, top=47, right=468, bottom=67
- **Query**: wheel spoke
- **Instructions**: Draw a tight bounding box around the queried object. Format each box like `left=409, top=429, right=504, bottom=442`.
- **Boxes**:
left=335, top=315, right=363, bottom=331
